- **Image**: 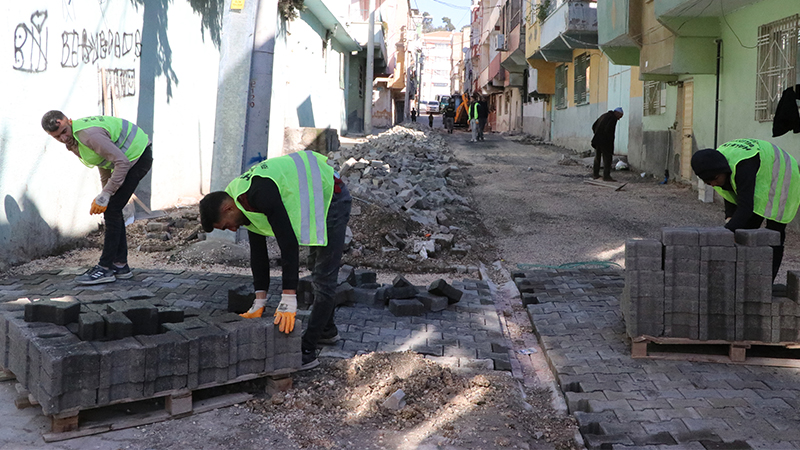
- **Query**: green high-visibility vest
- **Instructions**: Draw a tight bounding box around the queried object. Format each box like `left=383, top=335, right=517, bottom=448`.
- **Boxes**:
left=225, top=151, right=335, bottom=246
left=714, top=139, right=800, bottom=224
left=469, top=102, right=479, bottom=120
left=71, top=116, right=149, bottom=170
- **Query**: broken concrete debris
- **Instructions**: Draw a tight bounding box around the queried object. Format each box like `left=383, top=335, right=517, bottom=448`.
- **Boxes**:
left=622, top=226, right=799, bottom=343
left=329, top=125, right=475, bottom=262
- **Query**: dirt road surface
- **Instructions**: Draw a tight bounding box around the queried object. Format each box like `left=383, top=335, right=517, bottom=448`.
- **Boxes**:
left=4, top=125, right=800, bottom=449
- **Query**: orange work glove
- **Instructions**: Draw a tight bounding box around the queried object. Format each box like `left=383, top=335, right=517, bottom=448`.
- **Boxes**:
left=274, top=293, right=297, bottom=334
left=90, top=192, right=110, bottom=215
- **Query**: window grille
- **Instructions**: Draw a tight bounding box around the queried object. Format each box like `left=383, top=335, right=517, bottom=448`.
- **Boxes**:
left=555, top=64, right=568, bottom=109
left=574, top=53, right=590, bottom=105
left=643, top=80, right=666, bottom=116
left=755, top=14, right=799, bottom=122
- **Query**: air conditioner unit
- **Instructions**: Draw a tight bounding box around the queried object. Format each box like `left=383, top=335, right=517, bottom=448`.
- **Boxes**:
left=493, top=34, right=506, bottom=51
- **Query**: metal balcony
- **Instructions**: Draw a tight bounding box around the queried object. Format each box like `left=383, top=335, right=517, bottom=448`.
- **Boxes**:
left=532, top=0, right=598, bottom=62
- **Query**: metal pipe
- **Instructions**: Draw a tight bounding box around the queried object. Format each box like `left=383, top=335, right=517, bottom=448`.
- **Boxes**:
left=714, top=39, right=721, bottom=148
left=364, top=0, right=375, bottom=134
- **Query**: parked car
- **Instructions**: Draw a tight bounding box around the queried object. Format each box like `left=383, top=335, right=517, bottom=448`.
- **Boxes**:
left=427, top=101, right=440, bottom=113
left=418, top=101, right=428, bottom=114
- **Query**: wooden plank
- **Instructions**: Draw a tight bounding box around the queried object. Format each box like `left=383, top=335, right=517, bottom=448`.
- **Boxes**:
left=729, top=345, right=747, bottom=362
left=631, top=341, right=648, bottom=358
left=631, top=335, right=800, bottom=368
left=193, top=392, right=252, bottom=414
left=0, top=369, right=15, bottom=382
left=583, top=179, right=628, bottom=191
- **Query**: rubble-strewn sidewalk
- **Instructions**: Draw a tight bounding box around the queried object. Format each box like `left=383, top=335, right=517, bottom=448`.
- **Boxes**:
left=521, top=268, right=800, bottom=449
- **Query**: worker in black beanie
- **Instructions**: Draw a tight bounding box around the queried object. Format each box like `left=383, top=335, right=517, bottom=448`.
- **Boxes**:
left=691, top=139, right=800, bottom=283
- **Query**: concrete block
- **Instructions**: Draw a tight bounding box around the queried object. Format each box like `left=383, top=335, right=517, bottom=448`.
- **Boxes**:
left=157, top=307, right=184, bottom=325
left=352, top=287, right=378, bottom=306
left=788, top=271, right=800, bottom=302
left=700, top=246, right=737, bottom=262
left=625, top=239, right=663, bottom=258
left=388, top=299, right=425, bottom=316
left=334, top=283, right=354, bottom=306
left=664, top=245, right=701, bottom=263
left=386, top=285, right=419, bottom=299
left=24, top=300, right=80, bottom=326
left=661, top=227, right=699, bottom=246
left=664, top=257, right=700, bottom=274
left=93, top=337, right=146, bottom=388
left=392, top=275, right=413, bottom=287
left=735, top=228, right=781, bottom=247
left=697, top=227, right=735, bottom=246
left=415, top=292, right=448, bottom=312
left=227, top=285, right=254, bottom=314
left=347, top=269, right=377, bottom=287
left=427, top=279, right=463, bottom=304
left=78, top=312, right=105, bottom=341
left=121, top=306, right=160, bottom=336
left=626, top=256, right=663, bottom=271
left=104, top=312, right=133, bottom=340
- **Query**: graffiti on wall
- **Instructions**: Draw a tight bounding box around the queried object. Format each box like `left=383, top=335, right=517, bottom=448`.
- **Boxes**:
left=102, top=68, right=136, bottom=98
left=14, top=11, right=48, bottom=72
left=61, top=29, right=141, bottom=68
left=14, top=9, right=142, bottom=71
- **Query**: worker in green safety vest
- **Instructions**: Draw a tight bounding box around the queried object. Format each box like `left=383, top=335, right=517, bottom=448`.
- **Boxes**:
left=41, top=110, right=153, bottom=285
left=199, top=151, right=351, bottom=371
left=691, top=138, right=800, bottom=282
left=469, top=93, right=481, bottom=143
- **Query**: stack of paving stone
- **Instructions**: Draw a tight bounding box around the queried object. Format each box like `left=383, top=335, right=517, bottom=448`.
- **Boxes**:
left=623, top=226, right=797, bottom=342
left=0, top=297, right=300, bottom=416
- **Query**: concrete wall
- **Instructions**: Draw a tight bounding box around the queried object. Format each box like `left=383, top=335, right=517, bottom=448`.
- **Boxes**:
left=275, top=11, right=349, bottom=140
left=1, top=0, right=221, bottom=268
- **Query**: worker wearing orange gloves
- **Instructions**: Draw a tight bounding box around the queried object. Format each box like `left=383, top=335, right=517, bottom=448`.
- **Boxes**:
left=41, top=111, right=152, bottom=285
left=199, top=151, right=351, bottom=370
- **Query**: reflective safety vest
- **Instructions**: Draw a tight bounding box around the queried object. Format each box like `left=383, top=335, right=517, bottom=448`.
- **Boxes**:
left=715, top=139, right=800, bottom=224
left=71, top=116, right=149, bottom=170
left=469, top=102, right=479, bottom=120
left=225, top=151, right=335, bottom=246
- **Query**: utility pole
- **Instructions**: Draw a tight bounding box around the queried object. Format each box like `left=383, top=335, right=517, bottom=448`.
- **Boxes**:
left=364, top=0, right=375, bottom=134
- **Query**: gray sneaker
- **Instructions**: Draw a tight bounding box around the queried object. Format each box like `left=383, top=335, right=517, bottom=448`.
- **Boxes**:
left=300, top=351, right=320, bottom=370
left=113, top=264, right=133, bottom=279
left=318, top=333, right=340, bottom=345
left=75, top=265, right=116, bottom=285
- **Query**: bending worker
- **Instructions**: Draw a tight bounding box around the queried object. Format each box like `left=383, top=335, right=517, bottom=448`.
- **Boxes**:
left=691, top=138, right=800, bottom=281
left=41, top=111, right=153, bottom=285
left=199, top=150, right=351, bottom=371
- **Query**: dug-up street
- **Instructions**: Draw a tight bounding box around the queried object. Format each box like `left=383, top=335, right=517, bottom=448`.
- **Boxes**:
left=3, top=123, right=800, bottom=450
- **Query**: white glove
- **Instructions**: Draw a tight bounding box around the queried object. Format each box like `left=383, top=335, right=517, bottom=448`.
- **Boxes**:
left=94, top=192, right=111, bottom=207
left=274, top=293, right=297, bottom=334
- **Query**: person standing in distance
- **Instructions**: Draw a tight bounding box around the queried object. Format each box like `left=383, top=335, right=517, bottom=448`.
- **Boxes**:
left=199, top=150, right=351, bottom=370
left=41, top=111, right=153, bottom=285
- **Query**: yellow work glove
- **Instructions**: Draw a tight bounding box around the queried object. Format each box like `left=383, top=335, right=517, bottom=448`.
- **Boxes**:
left=90, top=192, right=110, bottom=215
left=274, top=293, right=297, bottom=334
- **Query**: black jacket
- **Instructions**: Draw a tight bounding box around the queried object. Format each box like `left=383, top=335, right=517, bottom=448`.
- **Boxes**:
left=772, top=87, right=800, bottom=137
left=591, top=111, right=619, bottom=150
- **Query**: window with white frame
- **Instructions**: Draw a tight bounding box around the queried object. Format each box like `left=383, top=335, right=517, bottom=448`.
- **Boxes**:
left=574, top=53, right=590, bottom=105
left=555, top=64, right=568, bottom=109
left=755, top=14, right=799, bottom=122
left=643, top=80, right=666, bottom=116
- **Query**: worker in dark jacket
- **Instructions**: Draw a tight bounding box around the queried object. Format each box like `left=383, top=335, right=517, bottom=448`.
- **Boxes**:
left=199, top=151, right=352, bottom=371
left=591, top=107, right=623, bottom=181
left=691, top=139, right=800, bottom=281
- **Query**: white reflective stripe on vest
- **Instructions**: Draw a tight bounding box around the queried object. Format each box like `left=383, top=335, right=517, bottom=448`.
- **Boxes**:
left=767, top=143, right=794, bottom=222
left=289, top=151, right=327, bottom=245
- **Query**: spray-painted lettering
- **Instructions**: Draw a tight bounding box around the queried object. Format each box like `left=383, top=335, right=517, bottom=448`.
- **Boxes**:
left=13, top=11, right=48, bottom=72
left=61, top=28, right=141, bottom=68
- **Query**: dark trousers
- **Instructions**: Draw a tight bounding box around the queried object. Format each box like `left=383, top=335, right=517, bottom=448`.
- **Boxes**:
left=302, top=183, right=352, bottom=353
left=593, top=146, right=613, bottom=179
left=99, top=145, right=153, bottom=268
left=740, top=215, right=786, bottom=281
left=478, top=117, right=487, bottom=140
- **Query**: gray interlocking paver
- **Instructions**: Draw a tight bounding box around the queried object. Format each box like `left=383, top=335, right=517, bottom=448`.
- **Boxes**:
left=520, top=267, right=800, bottom=449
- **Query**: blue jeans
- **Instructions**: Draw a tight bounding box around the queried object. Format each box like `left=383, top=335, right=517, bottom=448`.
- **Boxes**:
left=99, top=145, right=153, bottom=268
left=302, top=182, right=352, bottom=353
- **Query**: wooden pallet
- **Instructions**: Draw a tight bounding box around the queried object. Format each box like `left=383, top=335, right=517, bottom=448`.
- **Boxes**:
left=631, top=335, right=800, bottom=367
left=39, top=372, right=293, bottom=442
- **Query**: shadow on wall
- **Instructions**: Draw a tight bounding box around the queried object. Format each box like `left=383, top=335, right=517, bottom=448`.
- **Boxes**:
left=128, top=0, right=222, bottom=213
left=0, top=195, right=64, bottom=272
left=297, top=96, right=316, bottom=128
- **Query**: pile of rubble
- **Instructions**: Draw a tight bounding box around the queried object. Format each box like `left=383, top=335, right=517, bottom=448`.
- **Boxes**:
left=329, top=125, right=490, bottom=272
